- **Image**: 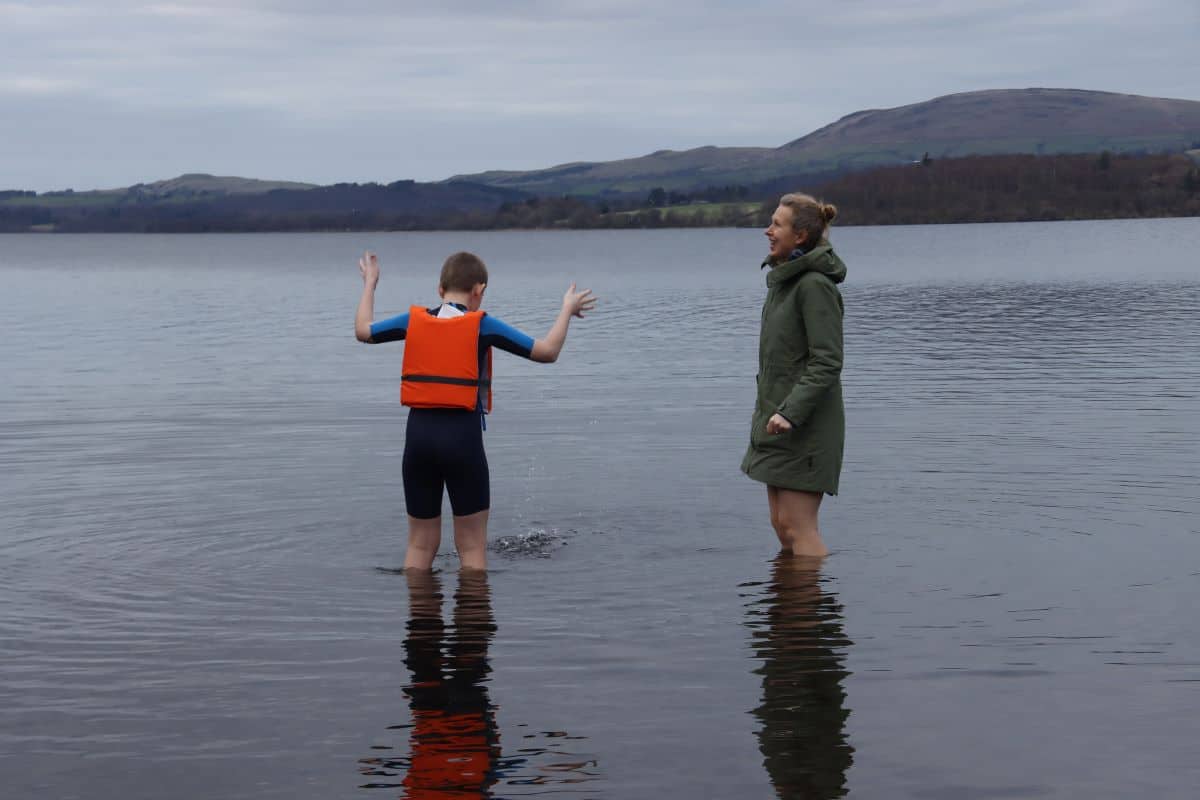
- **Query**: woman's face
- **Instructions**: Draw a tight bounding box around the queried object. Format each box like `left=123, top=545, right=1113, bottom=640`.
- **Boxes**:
left=764, top=205, right=806, bottom=263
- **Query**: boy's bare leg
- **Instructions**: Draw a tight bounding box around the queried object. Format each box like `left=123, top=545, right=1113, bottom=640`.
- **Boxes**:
left=767, top=486, right=828, bottom=557
left=452, top=510, right=489, bottom=571
left=404, top=516, right=443, bottom=570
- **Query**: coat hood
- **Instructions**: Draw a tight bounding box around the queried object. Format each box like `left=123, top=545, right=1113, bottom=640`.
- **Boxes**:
left=763, top=244, right=847, bottom=287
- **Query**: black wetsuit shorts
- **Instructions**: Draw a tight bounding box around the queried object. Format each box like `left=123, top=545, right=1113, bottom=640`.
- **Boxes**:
left=402, top=408, right=489, bottom=519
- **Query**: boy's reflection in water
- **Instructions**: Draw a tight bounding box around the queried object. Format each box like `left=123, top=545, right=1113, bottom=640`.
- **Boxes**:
left=746, top=555, right=855, bottom=799
left=360, top=570, right=500, bottom=798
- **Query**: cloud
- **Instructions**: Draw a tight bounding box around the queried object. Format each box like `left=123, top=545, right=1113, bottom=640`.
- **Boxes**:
left=2, top=0, right=1197, bottom=190
left=0, top=76, right=88, bottom=95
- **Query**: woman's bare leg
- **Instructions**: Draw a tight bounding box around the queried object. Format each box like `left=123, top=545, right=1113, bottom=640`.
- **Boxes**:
left=767, top=486, right=788, bottom=549
left=767, top=486, right=827, bottom=557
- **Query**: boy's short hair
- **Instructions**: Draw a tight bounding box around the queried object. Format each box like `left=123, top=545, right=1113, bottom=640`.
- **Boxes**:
left=440, top=251, right=488, bottom=293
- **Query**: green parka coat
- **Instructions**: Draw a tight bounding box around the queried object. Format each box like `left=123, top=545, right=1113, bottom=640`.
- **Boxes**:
left=741, top=244, right=846, bottom=495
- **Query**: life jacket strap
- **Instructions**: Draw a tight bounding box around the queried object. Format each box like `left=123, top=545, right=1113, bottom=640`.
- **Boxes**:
left=401, top=374, right=492, bottom=388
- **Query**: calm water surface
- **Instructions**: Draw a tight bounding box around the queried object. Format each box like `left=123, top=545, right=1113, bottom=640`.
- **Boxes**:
left=2, top=220, right=1199, bottom=798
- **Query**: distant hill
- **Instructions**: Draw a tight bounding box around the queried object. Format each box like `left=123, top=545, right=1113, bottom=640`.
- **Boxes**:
left=450, top=145, right=780, bottom=197
left=4, top=151, right=1196, bottom=232
left=442, top=152, right=1200, bottom=229
left=128, top=173, right=319, bottom=197
left=36, top=173, right=319, bottom=201
left=5, top=88, right=1199, bottom=232
left=449, top=88, right=1200, bottom=196
left=0, top=178, right=527, bottom=232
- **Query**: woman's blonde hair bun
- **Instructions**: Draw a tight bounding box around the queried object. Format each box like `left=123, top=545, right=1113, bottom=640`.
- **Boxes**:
left=779, top=192, right=838, bottom=243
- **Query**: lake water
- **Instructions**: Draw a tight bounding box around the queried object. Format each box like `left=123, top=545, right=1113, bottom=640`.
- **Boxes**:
left=2, top=219, right=1199, bottom=799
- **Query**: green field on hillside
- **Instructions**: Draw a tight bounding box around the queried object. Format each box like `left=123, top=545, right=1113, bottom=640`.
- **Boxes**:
left=612, top=201, right=760, bottom=224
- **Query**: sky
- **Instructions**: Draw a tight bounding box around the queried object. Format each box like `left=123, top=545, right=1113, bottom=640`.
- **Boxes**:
left=3, top=0, right=1199, bottom=192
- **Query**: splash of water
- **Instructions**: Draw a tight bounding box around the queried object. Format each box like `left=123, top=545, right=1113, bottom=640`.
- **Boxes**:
left=488, top=529, right=569, bottom=558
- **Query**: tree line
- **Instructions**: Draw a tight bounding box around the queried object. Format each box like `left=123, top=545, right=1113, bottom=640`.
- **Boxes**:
left=812, top=151, right=1200, bottom=226
left=2, top=152, right=1196, bottom=233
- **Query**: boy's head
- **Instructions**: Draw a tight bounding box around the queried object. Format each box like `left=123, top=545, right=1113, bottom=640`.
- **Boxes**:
left=439, top=251, right=489, bottom=309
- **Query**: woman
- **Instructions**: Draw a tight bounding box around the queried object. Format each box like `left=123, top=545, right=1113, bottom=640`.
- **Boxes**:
left=742, top=193, right=846, bottom=557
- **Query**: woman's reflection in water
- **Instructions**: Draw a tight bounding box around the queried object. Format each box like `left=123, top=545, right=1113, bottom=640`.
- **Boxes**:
left=360, top=570, right=500, bottom=798
left=747, top=555, right=855, bottom=799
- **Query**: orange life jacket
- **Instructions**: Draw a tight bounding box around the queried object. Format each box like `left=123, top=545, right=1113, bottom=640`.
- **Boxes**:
left=401, top=306, right=493, bottom=412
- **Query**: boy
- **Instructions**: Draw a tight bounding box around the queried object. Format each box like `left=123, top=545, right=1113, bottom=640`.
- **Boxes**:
left=355, top=250, right=595, bottom=571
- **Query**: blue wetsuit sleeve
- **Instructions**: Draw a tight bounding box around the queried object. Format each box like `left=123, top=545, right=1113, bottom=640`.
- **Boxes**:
left=369, top=312, right=410, bottom=343
left=480, top=315, right=535, bottom=359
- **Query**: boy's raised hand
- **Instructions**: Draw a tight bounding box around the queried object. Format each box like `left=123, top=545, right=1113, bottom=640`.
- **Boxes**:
left=359, top=251, right=380, bottom=286
left=531, top=283, right=596, bottom=362
left=563, top=283, right=596, bottom=318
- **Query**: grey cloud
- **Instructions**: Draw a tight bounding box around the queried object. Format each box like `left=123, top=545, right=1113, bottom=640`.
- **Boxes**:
left=2, top=0, right=1197, bottom=190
